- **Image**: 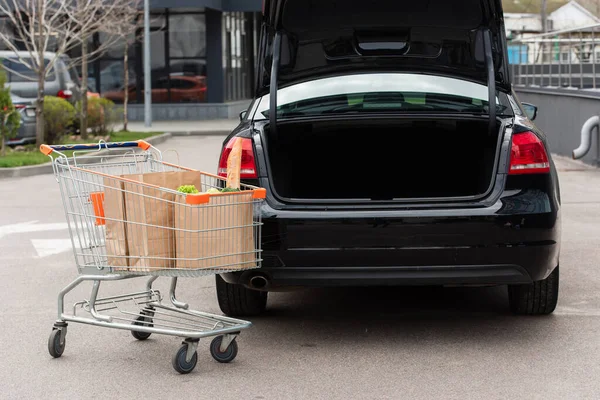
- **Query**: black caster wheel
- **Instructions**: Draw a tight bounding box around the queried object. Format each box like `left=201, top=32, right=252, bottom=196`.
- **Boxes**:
left=48, top=329, right=66, bottom=358
left=172, top=343, right=198, bottom=374
left=210, top=336, right=238, bottom=363
left=131, top=314, right=153, bottom=341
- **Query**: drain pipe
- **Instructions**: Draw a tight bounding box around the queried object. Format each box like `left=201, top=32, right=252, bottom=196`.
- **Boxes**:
left=573, top=116, right=600, bottom=160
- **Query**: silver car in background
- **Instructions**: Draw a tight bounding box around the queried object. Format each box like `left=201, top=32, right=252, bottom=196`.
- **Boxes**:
left=0, top=51, right=81, bottom=104
left=1, top=51, right=82, bottom=145
left=7, top=94, right=36, bottom=145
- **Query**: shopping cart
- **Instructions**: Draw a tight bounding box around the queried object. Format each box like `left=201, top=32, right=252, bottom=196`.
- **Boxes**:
left=40, top=140, right=265, bottom=374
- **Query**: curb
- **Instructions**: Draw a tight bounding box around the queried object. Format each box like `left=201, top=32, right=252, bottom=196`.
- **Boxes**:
left=0, top=132, right=175, bottom=179
left=146, top=132, right=173, bottom=146
left=170, top=130, right=232, bottom=137
left=0, top=162, right=54, bottom=179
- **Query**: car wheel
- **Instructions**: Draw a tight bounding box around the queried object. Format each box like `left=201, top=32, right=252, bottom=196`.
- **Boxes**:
left=215, top=274, right=267, bottom=317
left=508, top=266, right=559, bottom=315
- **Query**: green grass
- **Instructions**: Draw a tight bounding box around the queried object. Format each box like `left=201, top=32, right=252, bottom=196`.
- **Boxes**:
left=0, top=131, right=162, bottom=168
left=110, top=131, right=157, bottom=142
left=0, top=150, right=52, bottom=168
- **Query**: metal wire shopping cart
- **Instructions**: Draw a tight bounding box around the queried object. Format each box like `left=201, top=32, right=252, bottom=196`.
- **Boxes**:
left=40, top=140, right=265, bottom=374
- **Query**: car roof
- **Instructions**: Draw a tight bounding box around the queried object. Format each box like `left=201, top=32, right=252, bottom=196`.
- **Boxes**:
left=0, top=51, right=67, bottom=60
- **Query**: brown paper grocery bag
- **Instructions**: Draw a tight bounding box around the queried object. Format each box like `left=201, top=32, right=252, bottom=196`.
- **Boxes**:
left=121, top=171, right=202, bottom=272
left=103, top=177, right=129, bottom=269
left=174, top=193, right=256, bottom=270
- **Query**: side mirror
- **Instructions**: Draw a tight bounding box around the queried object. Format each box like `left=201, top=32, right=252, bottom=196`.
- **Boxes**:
left=522, top=102, right=538, bottom=121
left=239, top=110, right=248, bottom=121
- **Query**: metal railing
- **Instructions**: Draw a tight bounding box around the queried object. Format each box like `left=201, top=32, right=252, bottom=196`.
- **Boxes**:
left=508, top=24, right=600, bottom=90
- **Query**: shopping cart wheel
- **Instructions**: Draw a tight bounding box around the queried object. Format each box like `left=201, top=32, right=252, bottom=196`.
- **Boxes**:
left=172, top=343, right=198, bottom=374
left=48, top=329, right=66, bottom=358
left=210, top=336, right=238, bottom=363
left=131, top=315, right=153, bottom=341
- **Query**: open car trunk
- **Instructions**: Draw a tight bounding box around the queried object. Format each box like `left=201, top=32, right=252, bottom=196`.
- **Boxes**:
left=265, top=117, right=503, bottom=202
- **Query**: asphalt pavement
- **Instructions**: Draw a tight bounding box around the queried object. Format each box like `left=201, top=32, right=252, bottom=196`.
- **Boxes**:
left=1, top=136, right=600, bottom=399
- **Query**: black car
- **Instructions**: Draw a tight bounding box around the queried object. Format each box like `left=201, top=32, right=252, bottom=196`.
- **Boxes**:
left=215, top=0, right=561, bottom=317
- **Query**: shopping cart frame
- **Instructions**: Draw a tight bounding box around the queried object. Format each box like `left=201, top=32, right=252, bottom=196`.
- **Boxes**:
left=42, top=140, right=263, bottom=374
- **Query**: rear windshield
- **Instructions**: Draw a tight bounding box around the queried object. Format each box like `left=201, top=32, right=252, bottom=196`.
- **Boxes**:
left=2, top=58, right=54, bottom=82
left=255, top=73, right=511, bottom=119
left=65, top=62, right=80, bottom=85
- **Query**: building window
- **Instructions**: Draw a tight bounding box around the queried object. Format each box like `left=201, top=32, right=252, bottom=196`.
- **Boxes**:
left=93, top=8, right=207, bottom=104
left=223, top=12, right=256, bottom=102
left=169, top=14, right=206, bottom=58
left=168, top=12, right=207, bottom=103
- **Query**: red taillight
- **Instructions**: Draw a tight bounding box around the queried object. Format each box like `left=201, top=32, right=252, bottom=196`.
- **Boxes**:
left=57, top=90, right=73, bottom=99
left=218, top=137, right=258, bottom=179
left=14, top=104, right=25, bottom=109
left=509, top=131, right=550, bottom=175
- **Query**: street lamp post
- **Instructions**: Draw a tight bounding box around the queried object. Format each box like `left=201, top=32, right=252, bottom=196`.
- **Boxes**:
left=143, top=0, right=152, bottom=127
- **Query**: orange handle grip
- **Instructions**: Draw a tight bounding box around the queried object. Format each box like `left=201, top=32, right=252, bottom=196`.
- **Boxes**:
left=137, top=140, right=151, bottom=151
left=40, top=144, right=53, bottom=156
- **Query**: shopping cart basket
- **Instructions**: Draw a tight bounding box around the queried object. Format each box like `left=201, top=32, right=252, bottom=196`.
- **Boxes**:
left=40, top=140, right=265, bottom=374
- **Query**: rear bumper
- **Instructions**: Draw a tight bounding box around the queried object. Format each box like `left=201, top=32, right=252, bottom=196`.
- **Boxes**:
left=226, top=264, right=538, bottom=287
left=7, top=121, right=36, bottom=145
left=224, top=242, right=558, bottom=288
left=222, top=187, right=561, bottom=288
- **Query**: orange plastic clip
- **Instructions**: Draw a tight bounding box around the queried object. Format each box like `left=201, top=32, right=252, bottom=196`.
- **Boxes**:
left=186, top=193, right=210, bottom=205
left=252, top=188, right=267, bottom=199
left=89, top=192, right=106, bottom=225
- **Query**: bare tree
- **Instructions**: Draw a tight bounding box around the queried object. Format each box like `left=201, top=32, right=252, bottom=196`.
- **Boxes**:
left=63, top=0, right=138, bottom=139
left=0, top=0, right=80, bottom=146
left=98, top=1, right=142, bottom=131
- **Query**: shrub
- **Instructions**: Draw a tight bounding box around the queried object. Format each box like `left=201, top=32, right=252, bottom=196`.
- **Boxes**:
left=77, top=97, right=121, bottom=136
left=0, top=65, right=21, bottom=156
left=44, top=96, right=75, bottom=145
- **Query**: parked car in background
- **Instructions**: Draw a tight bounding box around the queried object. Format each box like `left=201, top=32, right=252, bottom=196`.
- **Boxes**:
left=0, top=51, right=81, bottom=104
left=214, top=0, right=561, bottom=318
left=6, top=94, right=36, bottom=145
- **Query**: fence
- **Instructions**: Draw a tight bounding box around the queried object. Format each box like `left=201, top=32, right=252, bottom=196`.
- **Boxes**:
left=508, top=24, right=600, bottom=90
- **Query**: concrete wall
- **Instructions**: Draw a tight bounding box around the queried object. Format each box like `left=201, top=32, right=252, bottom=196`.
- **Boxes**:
left=127, top=100, right=251, bottom=121
left=515, top=86, right=600, bottom=165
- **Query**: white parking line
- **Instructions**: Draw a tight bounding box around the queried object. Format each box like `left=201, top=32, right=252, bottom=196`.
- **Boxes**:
left=31, top=239, right=72, bottom=258
left=0, top=221, right=69, bottom=239
left=554, top=306, right=600, bottom=317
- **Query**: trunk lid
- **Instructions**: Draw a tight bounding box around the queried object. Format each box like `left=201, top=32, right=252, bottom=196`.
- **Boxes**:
left=258, top=0, right=510, bottom=95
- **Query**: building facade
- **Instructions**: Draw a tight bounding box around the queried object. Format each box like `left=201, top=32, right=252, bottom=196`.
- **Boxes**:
left=116, top=0, right=263, bottom=120
left=1, top=0, right=263, bottom=120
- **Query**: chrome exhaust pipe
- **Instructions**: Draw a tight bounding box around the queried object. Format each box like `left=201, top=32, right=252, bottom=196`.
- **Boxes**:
left=249, top=275, right=269, bottom=290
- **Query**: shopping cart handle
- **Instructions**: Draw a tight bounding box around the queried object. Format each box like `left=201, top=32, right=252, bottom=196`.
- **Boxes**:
left=40, top=140, right=152, bottom=155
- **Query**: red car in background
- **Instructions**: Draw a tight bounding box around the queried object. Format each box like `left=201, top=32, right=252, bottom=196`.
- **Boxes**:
left=103, top=74, right=206, bottom=103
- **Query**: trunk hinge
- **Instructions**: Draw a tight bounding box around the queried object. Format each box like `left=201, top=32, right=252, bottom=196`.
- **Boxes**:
left=269, top=31, right=282, bottom=140
left=483, top=29, right=496, bottom=136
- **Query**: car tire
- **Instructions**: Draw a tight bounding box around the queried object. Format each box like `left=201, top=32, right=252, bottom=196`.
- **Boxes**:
left=508, top=266, right=559, bottom=315
left=215, top=275, right=268, bottom=317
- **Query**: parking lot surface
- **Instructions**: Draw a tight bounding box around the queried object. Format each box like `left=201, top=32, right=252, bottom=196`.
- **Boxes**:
left=1, top=137, right=600, bottom=399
